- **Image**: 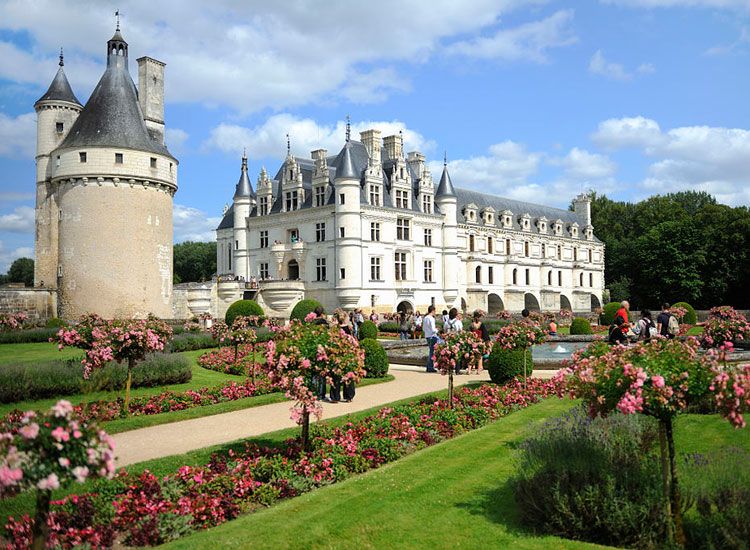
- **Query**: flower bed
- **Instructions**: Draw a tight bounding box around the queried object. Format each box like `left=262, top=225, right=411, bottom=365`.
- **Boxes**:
left=197, top=343, right=264, bottom=376
left=1, top=376, right=276, bottom=427
left=2, top=379, right=560, bottom=548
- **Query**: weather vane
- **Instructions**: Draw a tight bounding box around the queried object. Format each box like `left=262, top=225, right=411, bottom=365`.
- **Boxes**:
left=115, top=9, right=121, bottom=31
left=345, top=115, right=351, bottom=142
left=59, top=47, right=64, bottom=67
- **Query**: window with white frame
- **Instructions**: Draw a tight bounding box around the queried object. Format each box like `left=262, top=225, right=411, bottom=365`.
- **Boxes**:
left=260, top=230, right=268, bottom=248
left=316, top=258, right=326, bottom=281
left=369, top=184, right=381, bottom=206
left=315, top=223, right=325, bottom=242
left=285, top=190, right=298, bottom=211
left=488, top=236, right=494, bottom=254
left=259, top=262, right=269, bottom=279
left=259, top=196, right=269, bottom=216
left=370, top=257, right=382, bottom=281
left=489, top=266, right=494, bottom=284
left=396, top=218, right=410, bottom=240
left=395, top=252, right=407, bottom=281
left=525, top=268, right=530, bottom=285
left=421, top=194, right=432, bottom=213
left=395, top=190, right=409, bottom=209
left=314, top=186, right=326, bottom=207
left=423, top=260, right=433, bottom=282
left=424, top=228, right=432, bottom=247
left=371, top=222, right=381, bottom=241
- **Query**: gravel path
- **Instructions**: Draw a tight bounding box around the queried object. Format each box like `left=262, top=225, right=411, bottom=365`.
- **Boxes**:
left=113, top=366, right=556, bottom=467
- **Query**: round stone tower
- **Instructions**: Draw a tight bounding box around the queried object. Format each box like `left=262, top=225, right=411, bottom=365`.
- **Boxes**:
left=41, top=25, right=178, bottom=319
left=334, top=140, right=363, bottom=308
left=435, top=158, right=459, bottom=307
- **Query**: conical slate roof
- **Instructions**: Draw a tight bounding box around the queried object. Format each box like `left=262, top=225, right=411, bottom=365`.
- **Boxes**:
left=57, top=41, right=173, bottom=158
left=233, top=154, right=254, bottom=199
left=436, top=163, right=456, bottom=198
left=334, top=142, right=359, bottom=180
left=35, top=65, right=81, bottom=107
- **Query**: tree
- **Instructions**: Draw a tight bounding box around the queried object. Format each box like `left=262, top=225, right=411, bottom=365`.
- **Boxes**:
left=7, top=258, right=33, bottom=287
left=173, top=241, right=216, bottom=283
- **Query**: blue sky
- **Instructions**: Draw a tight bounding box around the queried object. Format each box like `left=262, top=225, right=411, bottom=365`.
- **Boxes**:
left=1, top=0, right=749, bottom=271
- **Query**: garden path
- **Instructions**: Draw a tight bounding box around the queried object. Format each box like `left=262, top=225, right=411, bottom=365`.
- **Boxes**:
left=113, top=366, right=556, bottom=467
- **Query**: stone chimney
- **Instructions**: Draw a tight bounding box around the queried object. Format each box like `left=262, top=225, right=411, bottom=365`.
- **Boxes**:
left=573, top=193, right=592, bottom=227
left=137, top=56, right=165, bottom=145
left=360, top=129, right=381, bottom=165
left=382, top=134, right=403, bottom=161
left=407, top=151, right=425, bottom=179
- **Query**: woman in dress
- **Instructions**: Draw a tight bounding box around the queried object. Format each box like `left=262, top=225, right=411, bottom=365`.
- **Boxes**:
left=469, top=310, right=490, bottom=374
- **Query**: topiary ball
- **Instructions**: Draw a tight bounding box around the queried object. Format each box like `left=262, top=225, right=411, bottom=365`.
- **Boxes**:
left=359, top=320, right=378, bottom=340
left=486, top=343, right=533, bottom=384
left=225, top=300, right=264, bottom=325
left=361, top=338, right=389, bottom=378
left=672, top=302, right=697, bottom=325
left=569, top=317, right=593, bottom=335
left=600, top=302, right=622, bottom=326
left=290, top=299, right=324, bottom=322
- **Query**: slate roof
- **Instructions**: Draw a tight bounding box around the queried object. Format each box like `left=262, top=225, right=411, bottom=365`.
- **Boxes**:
left=35, top=65, right=81, bottom=107
left=217, top=204, right=234, bottom=230
left=233, top=156, right=254, bottom=199
left=436, top=164, right=456, bottom=197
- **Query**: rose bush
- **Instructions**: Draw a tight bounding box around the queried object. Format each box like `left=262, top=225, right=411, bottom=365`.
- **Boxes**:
left=433, top=331, right=488, bottom=405
left=0, top=312, right=27, bottom=332
left=700, top=306, right=750, bottom=349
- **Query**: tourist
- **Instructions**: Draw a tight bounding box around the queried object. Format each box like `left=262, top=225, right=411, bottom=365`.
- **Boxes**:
left=312, top=306, right=328, bottom=326
left=355, top=309, right=365, bottom=334
left=311, top=306, right=329, bottom=400
left=548, top=316, right=558, bottom=336
left=442, top=309, right=450, bottom=326
left=398, top=311, right=410, bottom=340
left=616, top=300, right=630, bottom=325
left=470, top=310, right=490, bottom=373
left=635, top=309, right=656, bottom=341
left=423, top=305, right=438, bottom=373
left=444, top=307, right=463, bottom=333
left=608, top=315, right=629, bottom=345
left=414, top=311, right=423, bottom=339
left=369, top=310, right=379, bottom=323
left=521, top=308, right=530, bottom=318
left=656, top=303, right=676, bottom=339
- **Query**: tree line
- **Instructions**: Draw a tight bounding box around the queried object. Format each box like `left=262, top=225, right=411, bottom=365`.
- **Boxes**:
left=586, top=190, right=750, bottom=309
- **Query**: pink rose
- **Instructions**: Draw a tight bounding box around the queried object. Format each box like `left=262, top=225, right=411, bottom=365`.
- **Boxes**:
left=37, top=473, right=60, bottom=491
left=19, top=423, right=39, bottom=440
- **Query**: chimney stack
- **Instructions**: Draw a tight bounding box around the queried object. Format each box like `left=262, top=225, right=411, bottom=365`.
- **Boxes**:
left=137, top=56, right=165, bottom=145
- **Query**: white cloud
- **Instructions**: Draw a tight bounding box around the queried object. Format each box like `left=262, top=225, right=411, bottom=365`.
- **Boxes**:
left=554, top=147, right=617, bottom=180
left=0, top=111, right=35, bottom=158
left=445, top=9, right=577, bottom=62
left=0, top=240, right=33, bottom=273
left=204, top=114, right=435, bottom=161
left=704, top=27, right=750, bottom=56
left=165, top=128, right=189, bottom=154
left=591, top=116, right=664, bottom=150
left=338, top=67, right=412, bottom=104
left=601, top=0, right=750, bottom=9
left=0, top=0, right=553, bottom=113
left=588, top=50, right=655, bottom=81
left=173, top=204, right=222, bottom=243
left=0, top=206, right=35, bottom=233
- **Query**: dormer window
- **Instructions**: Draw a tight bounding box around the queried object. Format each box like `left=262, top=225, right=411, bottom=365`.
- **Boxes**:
left=395, top=190, right=409, bottom=209
left=519, top=214, right=531, bottom=231
left=554, top=220, right=563, bottom=236
left=369, top=184, right=381, bottom=207
left=501, top=210, right=513, bottom=229
left=285, top=190, right=299, bottom=211
left=570, top=223, right=579, bottom=238
left=259, top=196, right=269, bottom=216
left=463, top=203, right=478, bottom=223
left=482, top=207, right=495, bottom=225
left=421, top=194, right=432, bottom=213
left=537, top=217, right=548, bottom=234
left=315, top=185, right=326, bottom=207
left=585, top=225, right=594, bottom=240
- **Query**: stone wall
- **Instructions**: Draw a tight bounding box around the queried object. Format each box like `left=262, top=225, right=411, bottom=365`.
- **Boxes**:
left=0, top=288, right=58, bottom=320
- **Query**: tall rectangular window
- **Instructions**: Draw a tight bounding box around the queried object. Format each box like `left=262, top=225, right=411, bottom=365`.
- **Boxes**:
left=370, top=222, right=381, bottom=241
left=588, top=249, right=593, bottom=263
left=339, top=193, right=345, bottom=205
left=423, top=228, right=432, bottom=247
left=525, top=242, right=530, bottom=257
left=488, top=236, right=493, bottom=254
left=79, top=152, right=87, bottom=163
left=525, top=268, right=530, bottom=285
left=423, top=260, right=433, bottom=282
left=488, top=266, right=494, bottom=284
left=339, top=227, right=345, bottom=238
left=589, top=272, right=593, bottom=287
left=316, top=258, right=326, bottom=281
left=505, top=239, right=511, bottom=255
left=369, top=184, right=381, bottom=206
left=395, top=190, right=409, bottom=209
left=285, top=191, right=298, bottom=211
left=541, top=243, right=546, bottom=257
left=370, top=257, right=381, bottom=281
left=56, top=122, right=64, bottom=133
left=421, top=195, right=432, bottom=213
left=115, top=153, right=123, bottom=164
left=574, top=248, right=578, bottom=261
left=340, top=268, right=346, bottom=280
left=259, top=197, right=269, bottom=216
left=469, top=234, right=475, bottom=252
left=314, top=186, right=326, bottom=207
left=259, top=230, right=268, bottom=248
left=260, top=263, right=269, bottom=279
left=396, top=218, right=410, bottom=240
left=150, top=157, right=157, bottom=169
left=394, top=252, right=407, bottom=281
left=558, top=271, right=562, bottom=286
left=315, top=223, right=326, bottom=242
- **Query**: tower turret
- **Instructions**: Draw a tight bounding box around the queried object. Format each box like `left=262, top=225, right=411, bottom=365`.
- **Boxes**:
left=233, top=151, right=254, bottom=280
left=436, top=155, right=458, bottom=306
left=334, top=141, right=363, bottom=308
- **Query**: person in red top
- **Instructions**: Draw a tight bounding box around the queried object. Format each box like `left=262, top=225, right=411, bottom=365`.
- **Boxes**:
left=615, top=301, right=630, bottom=325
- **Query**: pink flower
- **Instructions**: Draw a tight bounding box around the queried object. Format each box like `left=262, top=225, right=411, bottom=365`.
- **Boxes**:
left=0, top=466, right=23, bottom=487
left=72, top=466, right=89, bottom=483
left=651, top=375, right=665, bottom=388
left=58, top=457, right=70, bottom=468
left=37, top=473, right=60, bottom=491
left=51, top=426, right=70, bottom=443
left=304, top=312, right=318, bottom=322
left=51, top=400, right=74, bottom=418
left=18, top=423, right=39, bottom=440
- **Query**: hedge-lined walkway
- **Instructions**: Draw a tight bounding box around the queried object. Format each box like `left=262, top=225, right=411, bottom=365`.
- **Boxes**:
left=114, top=367, right=511, bottom=467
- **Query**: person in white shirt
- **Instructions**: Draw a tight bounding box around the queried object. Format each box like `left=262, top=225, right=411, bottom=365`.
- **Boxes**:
left=414, top=311, right=423, bottom=339
left=423, top=305, right=438, bottom=373
left=444, top=307, right=463, bottom=333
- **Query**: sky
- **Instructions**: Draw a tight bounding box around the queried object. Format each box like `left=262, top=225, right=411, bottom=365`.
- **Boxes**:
left=1, top=0, right=749, bottom=271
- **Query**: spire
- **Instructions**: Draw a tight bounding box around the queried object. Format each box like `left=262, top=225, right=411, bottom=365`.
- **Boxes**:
left=59, top=47, right=64, bottom=67
left=336, top=142, right=358, bottom=180
left=345, top=115, right=351, bottom=142
left=107, top=15, right=128, bottom=68
left=436, top=153, right=456, bottom=198
left=233, top=151, right=254, bottom=199
left=34, top=51, right=81, bottom=107
left=286, top=133, right=291, bottom=157
left=115, top=9, right=121, bottom=31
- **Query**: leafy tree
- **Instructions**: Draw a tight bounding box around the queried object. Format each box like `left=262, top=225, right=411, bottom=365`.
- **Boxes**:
left=173, top=241, right=216, bottom=283
left=7, top=258, right=33, bottom=287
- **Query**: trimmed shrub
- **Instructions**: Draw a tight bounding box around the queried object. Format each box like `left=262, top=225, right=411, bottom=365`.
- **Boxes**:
left=290, top=299, right=323, bottom=322
left=378, top=322, right=400, bottom=334
left=569, top=317, right=593, bottom=335
left=513, top=409, right=666, bottom=548
left=360, top=338, right=389, bottom=378
left=0, top=327, right=59, bottom=345
left=0, top=353, right=191, bottom=403
left=225, top=300, right=265, bottom=325
left=600, top=301, right=621, bottom=325
left=359, top=320, right=378, bottom=340
left=168, top=332, right=219, bottom=353
left=672, top=301, right=697, bottom=325
left=486, top=343, right=533, bottom=384
left=44, top=317, right=67, bottom=329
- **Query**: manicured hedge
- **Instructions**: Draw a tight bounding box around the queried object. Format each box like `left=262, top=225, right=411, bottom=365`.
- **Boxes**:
left=672, top=301, right=697, bottom=325
left=168, top=332, right=219, bottom=353
left=486, top=344, right=533, bottom=384
left=378, top=322, right=400, bottom=334
left=600, top=302, right=621, bottom=325
left=290, top=299, right=323, bottom=322
left=225, top=300, right=265, bottom=324
left=569, top=317, right=593, bottom=335
left=44, top=318, right=67, bottom=329
left=361, top=338, right=389, bottom=378
left=0, top=327, right=59, bottom=345
left=359, top=320, right=378, bottom=340
left=0, top=353, right=192, bottom=404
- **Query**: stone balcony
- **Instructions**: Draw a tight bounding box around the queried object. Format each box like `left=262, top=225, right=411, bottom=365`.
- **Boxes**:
left=258, top=279, right=305, bottom=312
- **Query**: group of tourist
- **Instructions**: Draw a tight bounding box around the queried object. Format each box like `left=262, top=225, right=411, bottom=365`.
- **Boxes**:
left=422, top=306, right=492, bottom=373
left=608, top=300, right=682, bottom=345
left=310, top=306, right=357, bottom=403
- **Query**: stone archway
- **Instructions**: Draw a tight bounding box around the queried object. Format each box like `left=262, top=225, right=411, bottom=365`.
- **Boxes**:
left=287, top=259, right=299, bottom=280
left=524, top=293, right=540, bottom=312
left=488, top=293, right=505, bottom=315
left=396, top=300, right=413, bottom=314
left=590, top=294, right=601, bottom=311
left=560, top=294, right=572, bottom=311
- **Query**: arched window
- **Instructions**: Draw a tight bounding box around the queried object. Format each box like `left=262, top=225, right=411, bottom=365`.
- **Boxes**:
left=475, top=266, right=481, bottom=283
left=512, top=268, right=517, bottom=285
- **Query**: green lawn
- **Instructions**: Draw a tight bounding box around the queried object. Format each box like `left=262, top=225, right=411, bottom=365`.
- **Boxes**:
left=0, top=342, right=82, bottom=365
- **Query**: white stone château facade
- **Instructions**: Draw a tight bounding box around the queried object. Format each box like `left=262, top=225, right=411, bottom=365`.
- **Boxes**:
left=215, top=129, right=604, bottom=318
left=34, top=26, right=178, bottom=319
